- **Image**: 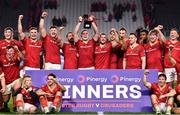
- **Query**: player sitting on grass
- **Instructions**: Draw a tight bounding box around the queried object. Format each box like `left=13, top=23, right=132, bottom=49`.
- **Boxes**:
left=16, top=75, right=39, bottom=114
left=36, top=73, right=66, bottom=114
left=143, top=70, right=174, bottom=115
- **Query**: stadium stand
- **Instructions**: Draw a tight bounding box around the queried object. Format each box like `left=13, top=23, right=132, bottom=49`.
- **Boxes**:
left=42, top=0, right=145, bottom=40
left=153, top=0, right=180, bottom=36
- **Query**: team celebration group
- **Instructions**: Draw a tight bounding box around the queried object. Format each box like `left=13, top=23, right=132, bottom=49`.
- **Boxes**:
left=0, top=11, right=179, bottom=114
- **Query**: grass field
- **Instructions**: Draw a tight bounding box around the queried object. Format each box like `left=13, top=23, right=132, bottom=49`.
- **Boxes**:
left=0, top=97, right=155, bottom=114
left=0, top=112, right=155, bottom=115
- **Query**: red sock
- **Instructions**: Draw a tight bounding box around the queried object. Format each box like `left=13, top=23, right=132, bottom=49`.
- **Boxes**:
left=167, top=103, right=173, bottom=108
left=16, top=100, right=23, bottom=107
left=39, top=96, right=48, bottom=108
left=152, top=102, right=158, bottom=108
left=53, top=96, right=61, bottom=107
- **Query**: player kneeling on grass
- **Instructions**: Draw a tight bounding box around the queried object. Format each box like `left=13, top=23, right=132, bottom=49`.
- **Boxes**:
left=143, top=70, right=174, bottom=115
left=36, top=73, right=66, bottom=114
left=16, top=75, right=39, bottom=114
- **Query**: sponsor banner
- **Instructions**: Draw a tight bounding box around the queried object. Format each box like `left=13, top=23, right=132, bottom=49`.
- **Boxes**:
left=26, top=69, right=158, bottom=112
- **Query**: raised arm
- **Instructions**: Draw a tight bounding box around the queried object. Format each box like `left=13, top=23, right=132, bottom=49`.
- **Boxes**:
left=168, top=45, right=177, bottom=66
left=39, top=11, right=48, bottom=38
left=18, top=15, right=25, bottom=40
left=120, top=38, right=128, bottom=51
left=74, top=16, right=83, bottom=42
left=89, top=16, right=99, bottom=42
left=12, top=45, right=24, bottom=61
left=154, top=25, right=166, bottom=43
left=111, top=28, right=119, bottom=48
left=59, top=83, right=66, bottom=92
left=143, top=70, right=152, bottom=88
left=52, top=77, right=66, bottom=92
left=57, top=27, right=64, bottom=48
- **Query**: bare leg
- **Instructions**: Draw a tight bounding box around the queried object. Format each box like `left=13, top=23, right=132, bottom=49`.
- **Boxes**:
left=166, top=97, right=174, bottom=114
left=16, top=94, right=24, bottom=113
left=150, top=94, right=160, bottom=113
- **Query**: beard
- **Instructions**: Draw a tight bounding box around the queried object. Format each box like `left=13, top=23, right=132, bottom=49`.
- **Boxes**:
left=68, top=38, right=75, bottom=44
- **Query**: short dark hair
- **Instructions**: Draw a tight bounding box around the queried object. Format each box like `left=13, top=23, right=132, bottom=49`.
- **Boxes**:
left=29, top=27, right=38, bottom=32
left=170, top=28, right=179, bottom=34
left=100, top=32, right=106, bottom=36
left=4, top=27, right=14, bottom=32
left=50, top=25, right=58, bottom=29
left=48, top=73, right=57, bottom=78
left=81, top=29, right=88, bottom=35
left=6, top=45, right=14, bottom=50
left=66, top=32, right=73, bottom=38
left=130, top=33, right=137, bottom=38
left=158, top=74, right=167, bottom=80
left=140, top=29, right=148, bottom=35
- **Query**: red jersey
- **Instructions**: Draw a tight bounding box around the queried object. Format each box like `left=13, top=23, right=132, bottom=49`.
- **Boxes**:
left=22, top=37, right=42, bottom=68
left=124, top=44, right=145, bottom=69
left=151, top=83, right=171, bottom=103
left=0, top=54, right=20, bottom=85
left=110, top=48, right=117, bottom=69
left=76, top=39, right=95, bottom=68
left=40, top=84, right=63, bottom=102
left=21, top=86, right=36, bottom=105
left=95, top=42, right=112, bottom=69
left=175, top=85, right=180, bottom=95
left=0, top=67, right=3, bottom=75
left=175, top=63, right=180, bottom=75
left=0, top=39, right=24, bottom=56
left=164, top=40, right=180, bottom=68
left=172, top=42, right=180, bottom=73
left=144, top=41, right=163, bottom=72
left=62, top=43, right=77, bottom=69
left=43, top=35, right=61, bottom=64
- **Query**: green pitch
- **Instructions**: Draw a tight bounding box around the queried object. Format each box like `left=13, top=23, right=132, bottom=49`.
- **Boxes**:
left=0, top=97, right=154, bottom=114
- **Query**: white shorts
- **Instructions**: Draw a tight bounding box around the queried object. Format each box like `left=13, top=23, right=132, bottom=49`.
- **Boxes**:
left=78, top=66, right=95, bottom=70
left=41, top=101, right=61, bottom=112
left=17, top=103, right=36, bottom=113
left=158, top=103, right=167, bottom=113
left=3, top=78, right=21, bottom=95
left=164, top=68, right=177, bottom=82
left=45, top=63, right=62, bottom=70
left=24, top=66, right=40, bottom=70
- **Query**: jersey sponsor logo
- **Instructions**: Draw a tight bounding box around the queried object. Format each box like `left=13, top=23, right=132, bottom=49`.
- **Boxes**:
left=28, top=44, right=42, bottom=48
left=3, top=62, right=16, bottom=67
left=80, top=45, right=92, bottom=48
left=145, top=47, right=158, bottom=52
left=95, top=50, right=108, bottom=54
